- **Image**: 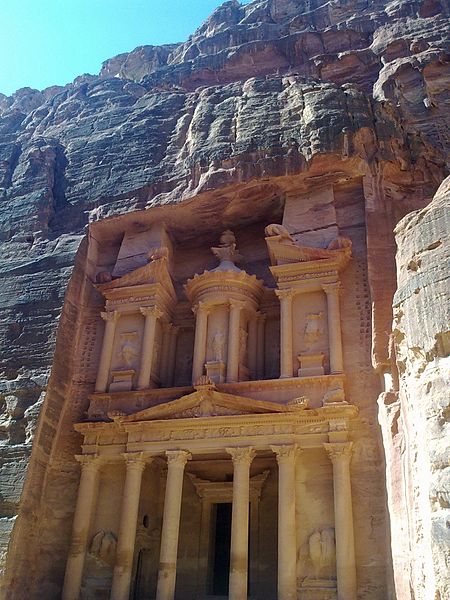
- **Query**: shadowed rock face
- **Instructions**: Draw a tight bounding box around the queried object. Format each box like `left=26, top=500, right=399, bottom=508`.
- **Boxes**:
left=0, top=0, right=448, bottom=598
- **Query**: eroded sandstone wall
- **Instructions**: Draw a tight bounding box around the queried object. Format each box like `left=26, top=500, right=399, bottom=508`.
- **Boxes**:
left=0, top=0, right=449, bottom=598
left=379, top=176, right=450, bottom=600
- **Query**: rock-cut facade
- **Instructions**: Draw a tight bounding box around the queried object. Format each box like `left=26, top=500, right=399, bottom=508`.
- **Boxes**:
left=0, top=1, right=448, bottom=600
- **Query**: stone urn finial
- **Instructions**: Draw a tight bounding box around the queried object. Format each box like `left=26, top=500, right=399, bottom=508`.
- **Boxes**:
left=211, top=230, right=243, bottom=271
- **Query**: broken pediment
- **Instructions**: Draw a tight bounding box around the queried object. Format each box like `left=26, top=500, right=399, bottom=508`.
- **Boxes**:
left=121, top=382, right=293, bottom=422
left=264, top=224, right=352, bottom=269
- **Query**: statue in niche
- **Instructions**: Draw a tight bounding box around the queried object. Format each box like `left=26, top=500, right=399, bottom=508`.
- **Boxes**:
left=89, top=530, right=117, bottom=567
left=118, top=332, right=139, bottom=367
left=308, top=527, right=336, bottom=579
left=239, top=328, right=248, bottom=365
left=304, top=312, right=324, bottom=347
left=210, top=331, right=226, bottom=361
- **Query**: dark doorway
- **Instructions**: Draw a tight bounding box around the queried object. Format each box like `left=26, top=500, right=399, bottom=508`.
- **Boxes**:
left=211, top=503, right=232, bottom=595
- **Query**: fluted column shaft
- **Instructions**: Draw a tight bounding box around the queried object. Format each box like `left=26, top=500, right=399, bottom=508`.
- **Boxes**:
left=325, top=442, right=356, bottom=600
left=138, top=307, right=163, bottom=390
left=62, top=456, right=100, bottom=600
left=276, top=290, right=294, bottom=378
left=227, top=447, right=255, bottom=600
left=95, top=311, right=119, bottom=392
left=110, top=455, right=147, bottom=600
left=156, top=450, right=191, bottom=600
left=322, top=283, right=344, bottom=373
left=227, top=300, right=244, bottom=383
left=271, top=445, right=297, bottom=600
left=192, top=303, right=209, bottom=384
left=295, top=449, right=307, bottom=581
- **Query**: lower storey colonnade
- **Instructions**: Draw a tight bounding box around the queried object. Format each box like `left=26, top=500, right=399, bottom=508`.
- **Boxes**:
left=62, top=443, right=356, bottom=600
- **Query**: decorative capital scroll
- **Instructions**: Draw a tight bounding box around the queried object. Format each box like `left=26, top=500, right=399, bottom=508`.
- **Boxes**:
left=270, top=444, right=298, bottom=464
left=75, top=454, right=101, bottom=471
left=166, top=450, right=192, bottom=467
left=226, top=446, right=256, bottom=466
left=229, top=299, right=247, bottom=312
left=122, top=452, right=150, bottom=471
left=275, top=288, right=295, bottom=301
left=101, top=310, right=119, bottom=323
left=140, top=306, right=163, bottom=319
left=192, top=301, right=211, bottom=316
left=322, top=282, right=341, bottom=296
left=324, top=442, right=353, bottom=463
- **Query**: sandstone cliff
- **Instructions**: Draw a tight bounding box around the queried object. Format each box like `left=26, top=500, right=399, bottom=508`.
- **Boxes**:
left=0, top=0, right=448, bottom=598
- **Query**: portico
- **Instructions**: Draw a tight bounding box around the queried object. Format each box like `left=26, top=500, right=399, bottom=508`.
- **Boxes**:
left=63, top=380, right=357, bottom=600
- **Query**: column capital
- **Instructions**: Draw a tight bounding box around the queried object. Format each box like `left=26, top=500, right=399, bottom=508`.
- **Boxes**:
left=101, top=310, right=119, bottom=323
left=140, top=306, right=163, bottom=319
left=322, top=281, right=341, bottom=296
left=275, top=288, right=295, bottom=301
left=226, top=446, right=256, bottom=466
left=192, top=301, right=211, bottom=316
left=229, top=298, right=246, bottom=311
left=75, top=454, right=101, bottom=471
left=122, top=452, right=151, bottom=471
left=324, top=441, right=353, bottom=463
left=166, top=449, right=192, bottom=467
left=270, top=444, right=298, bottom=464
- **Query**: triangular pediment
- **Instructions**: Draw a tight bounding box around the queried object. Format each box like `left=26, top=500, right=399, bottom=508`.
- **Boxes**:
left=122, top=386, right=292, bottom=422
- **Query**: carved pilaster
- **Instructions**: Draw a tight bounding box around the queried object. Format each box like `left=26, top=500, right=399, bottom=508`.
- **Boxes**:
left=95, top=310, right=119, bottom=393
left=275, top=289, right=295, bottom=378
left=62, top=455, right=102, bottom=600
left=138, top=306, right=163, bottom=390
left=322, top=282, right=344, bottom=374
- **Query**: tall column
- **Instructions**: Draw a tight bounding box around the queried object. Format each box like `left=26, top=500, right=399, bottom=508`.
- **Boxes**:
left=167, top=325, right=179, bottom=387
left=227, top=300, right=244, bottom=383
left=110, top=454, right=148, bottom=600
left=322, top=282, right=344, bottom=373
left=156, top=450, right=192, bottom=600
left=192, top=302, right=209, bottom=384
left=62, top=455, right=101, bottom=600
left=226, top=447, right=255, bottom=600
left=256, top=313, right=266, bottom=379
left=95, top=311, right=119, bottom=392
left=295, top=448, right=307, bottom=582
left=138, top=306, right=163, bottom=390
left=324, top=442, right=356, bottom=600
left=275, top=290, right=294, bottom=378
left=271, top=445, right=297, bottom=600
left=247, top=313, right=258, bottom=379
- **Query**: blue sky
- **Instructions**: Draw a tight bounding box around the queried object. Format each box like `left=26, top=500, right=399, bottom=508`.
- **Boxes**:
left=0, top=0, right=251, bottom=96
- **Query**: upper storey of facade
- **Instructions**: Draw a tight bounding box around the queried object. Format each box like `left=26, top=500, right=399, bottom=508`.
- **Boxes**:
left=86, top=217, right=353, bottom=422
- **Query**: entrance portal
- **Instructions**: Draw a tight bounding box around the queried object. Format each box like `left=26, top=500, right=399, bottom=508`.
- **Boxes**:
left=211, top=503, right=232, bottom=596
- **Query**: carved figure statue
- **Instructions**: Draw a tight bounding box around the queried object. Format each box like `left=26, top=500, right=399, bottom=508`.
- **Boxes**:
left=118, top=332, right=139, bottom=367
left=264, top=223, right=294, bottom=242
left=239, top=328, right=248, bottom=364
left=308, top=527, right=335, bottom=578
left=219, top=229, right=236, bottom=247
left=90, top=530, right=117, bottom=566
left=211, top=331, right=225, bottom=361
left=304, top=312, right=323, bottom=346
